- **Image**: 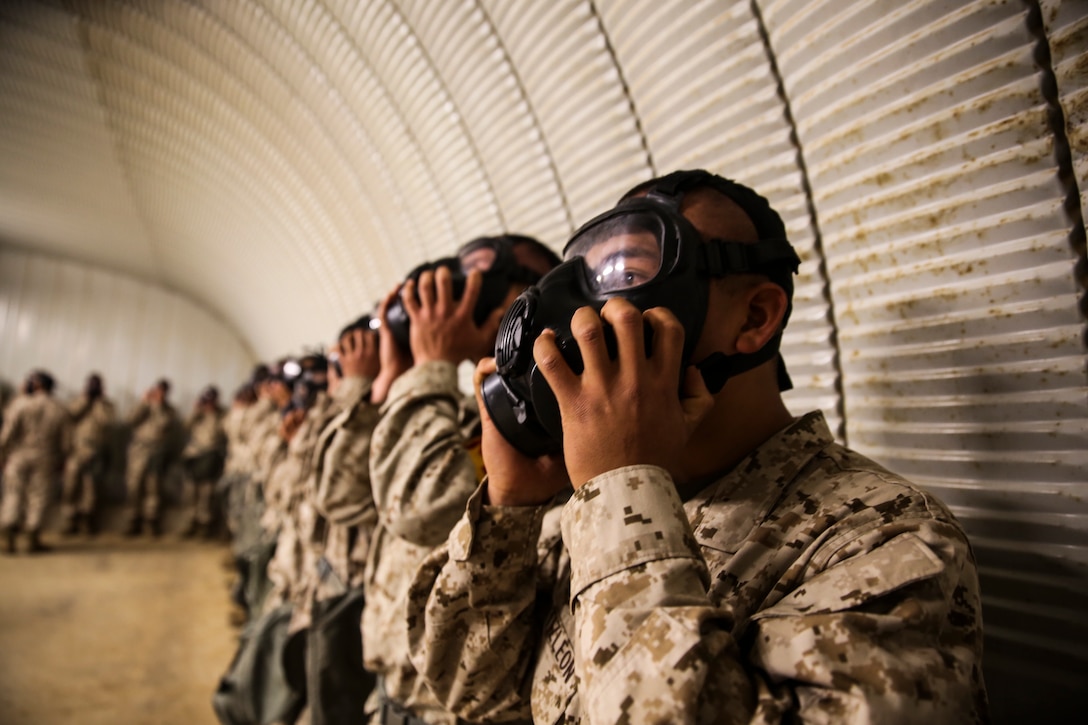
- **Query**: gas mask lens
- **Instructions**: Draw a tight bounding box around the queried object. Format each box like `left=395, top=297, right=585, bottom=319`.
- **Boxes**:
left=458, top=241, right=498, bottom=273
left=565, top=212, right=665, bottom=294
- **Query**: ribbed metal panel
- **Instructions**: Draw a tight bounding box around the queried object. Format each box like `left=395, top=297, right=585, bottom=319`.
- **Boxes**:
left=482, top=0, right=648, bottom=229
left=0, top=2, right=1086, bottom=718
left=763, top=0, right=1087, bottom=716
left=597, top=0, right=841, bottom=436
left=0, top=248, right=254, bottom=414
left=0, top=1, right=155, bottom=279
left=1041, top=0, right=1088, bottom=233
left=394, top=0, right=570, bottom=246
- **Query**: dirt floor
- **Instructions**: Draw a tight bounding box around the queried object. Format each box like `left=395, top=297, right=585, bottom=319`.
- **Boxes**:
left=0, top=517, right=239, bottom=725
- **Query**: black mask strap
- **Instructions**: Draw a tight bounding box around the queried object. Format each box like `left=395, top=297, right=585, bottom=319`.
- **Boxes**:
left=698, top=238, right=799, bottom=276
left=695, top=330, right=793, bottom=394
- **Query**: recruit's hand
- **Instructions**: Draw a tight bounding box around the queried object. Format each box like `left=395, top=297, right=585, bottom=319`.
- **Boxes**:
left=403, top=266, right=503, bottom=366
left=371, top=286, right=413, bottom=405
left=533, top=298, right=714, bottom=489
left=473, top=358, right=569, bottom=506
left=280, top=407, right=306, bottom=442
left=338, top=326, right=380, bottom=380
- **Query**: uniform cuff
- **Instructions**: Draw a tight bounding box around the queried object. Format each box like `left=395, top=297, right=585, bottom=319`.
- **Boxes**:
left=448, top=480, right=548, bottom=564
left=561, top=465, right=702, bottom=601
left=334, top=375, right=372, bottom=407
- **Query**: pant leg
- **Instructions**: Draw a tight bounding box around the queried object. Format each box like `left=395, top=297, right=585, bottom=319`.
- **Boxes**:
left=142, top=454, right=165, bottom=523
left=79, top=453, right=99, bottom=517
left=1, top=457, right=28, bottom=528
left=62, top=450, right=96, bottom=522
left=23, top=457, right=54, bottom=532
left=61, top=455, right=82, bottom=524
left=195, top=479, right=215, bottom=526
left=126, top=448, right=150, bottom=524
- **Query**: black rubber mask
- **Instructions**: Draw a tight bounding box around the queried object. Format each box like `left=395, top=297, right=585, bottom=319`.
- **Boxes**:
left=384, top=237, right=542, bottom=353
left=481, top=174, right=800, bottom=457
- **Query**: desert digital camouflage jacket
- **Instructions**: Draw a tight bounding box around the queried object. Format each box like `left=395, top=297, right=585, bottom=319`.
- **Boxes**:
left=225, top=397, right=275, bottom=476
left=128, top=400, right=177, bottom=452
left=68, top=395, right=114, bottom=453
left=283, top=375, right=372, bottom=617
left=265, top=389, right=355, bottom=615
left=408, top=411, right=988, bottom=724
left=365, top=360, right=483, bottom=724
left=311, top=374, right=378, bottom=589
left=0, top=392, right=69, bottom=462
left=252, top=403, right=288, bottom=489
left=183, top=406, right=226, bottom=459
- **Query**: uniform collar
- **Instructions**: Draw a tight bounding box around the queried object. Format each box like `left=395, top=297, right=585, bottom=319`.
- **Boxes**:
left=687, top=411, right=834, bottom=552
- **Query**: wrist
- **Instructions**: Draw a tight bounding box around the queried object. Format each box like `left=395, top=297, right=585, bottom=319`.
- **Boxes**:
left=411, top=349, right=462, bottom=366
left=484, top=480, right=554, bottom=507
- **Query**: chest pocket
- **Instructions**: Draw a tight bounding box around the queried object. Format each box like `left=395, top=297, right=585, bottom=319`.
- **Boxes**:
left=748, top=532, right=945, bottom=621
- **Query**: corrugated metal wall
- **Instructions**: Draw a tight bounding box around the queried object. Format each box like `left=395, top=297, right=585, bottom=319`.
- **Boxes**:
left=762, top=1, right=1088, bottom=716
left=0, top=0, right=1085, bottom=720
left=0, top=248, right=255, bottom=414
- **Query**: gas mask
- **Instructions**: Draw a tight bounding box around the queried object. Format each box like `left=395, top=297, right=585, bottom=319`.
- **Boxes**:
left=383, top=236, right=546, bottom=353
left=481, top=170, right=801, bottom=457
left=329, top=314, right=380, bottom=377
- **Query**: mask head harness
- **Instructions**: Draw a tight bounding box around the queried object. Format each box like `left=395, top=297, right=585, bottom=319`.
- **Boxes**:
left=482, top=169, right=801, bottom=457
left=384, top=234, right=550, bottom=353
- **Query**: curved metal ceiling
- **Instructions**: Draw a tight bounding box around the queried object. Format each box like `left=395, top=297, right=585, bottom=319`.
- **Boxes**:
left=0, top=2, right=1086, bottom=719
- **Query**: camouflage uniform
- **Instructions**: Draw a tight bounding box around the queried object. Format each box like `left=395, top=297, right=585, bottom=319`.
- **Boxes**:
left=232, top=397, right=284, bottom=617
left=408, top=411, right=988, bottom=724
left=261, top=395, right=329, bottom=611
left=0, top=392, right=69, bottom=532
left=125, top=400, right=178, bottom=528
left=229, top=397, right=275, bottom=479
left=219, top=401, right=249, bottom=535
left=366, top=361, right=483, bottom=724
left=264, top=390, right=351, bottom=618
left=61, top=394, right=114, bottom=529
left=181, top=406, right=227, bottom=532
left=228, top=396, right=278, bottom=536
left=311, top=375, right=379, bottom=592
left=253, top=406, right=289, bottom=516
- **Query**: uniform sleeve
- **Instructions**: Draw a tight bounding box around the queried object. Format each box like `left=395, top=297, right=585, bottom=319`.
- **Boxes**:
left=407, top=483, right=550, bottom=723
left=97, top=400, right=116, bottom=427
left=0, top=402, right=24, bottom=458
left=562, top=465, right=986, bottom=725
left=68, top=397, right=91, bottom=421
left=312, top=377, right=379, bottom=528
left=369, top=361, right=480, bottom=547
left=128, top=402, right=150, bottom=428
left=57, top=402, right=73, bottom=455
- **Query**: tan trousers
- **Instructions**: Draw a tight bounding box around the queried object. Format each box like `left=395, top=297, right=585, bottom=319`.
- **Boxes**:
left=185, top=477, right=216, bottom=527
left=125, top=447, right=166, bottom=523
left=1, top=453, right=56, bottom=531
left=62, top=447, right=102, bottom=523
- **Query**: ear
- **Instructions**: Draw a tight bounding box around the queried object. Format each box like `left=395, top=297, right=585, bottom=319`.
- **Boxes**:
left=735, top=282, right=789, bottom=355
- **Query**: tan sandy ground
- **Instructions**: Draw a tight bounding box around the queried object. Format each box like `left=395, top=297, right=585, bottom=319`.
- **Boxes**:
left=0, top=528, right=239, bottom=725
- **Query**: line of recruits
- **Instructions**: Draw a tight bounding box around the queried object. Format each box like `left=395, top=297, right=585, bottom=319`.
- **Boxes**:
left=213, top=169, right=988, bottom=725
left=0, top=371, right=231, bottom=551
left=6, top=169, right=990, bottom=724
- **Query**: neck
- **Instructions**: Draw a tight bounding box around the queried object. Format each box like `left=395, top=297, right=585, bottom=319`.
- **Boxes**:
left=673, top=366, right=794, bottom=489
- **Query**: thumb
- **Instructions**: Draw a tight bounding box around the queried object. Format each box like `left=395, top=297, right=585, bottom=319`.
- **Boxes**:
left=680, top=365, right=714, bottom=434
left=473, top=357, right=501, bottom=433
